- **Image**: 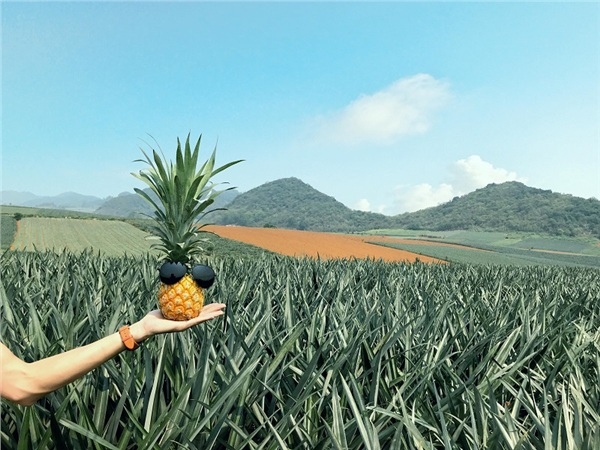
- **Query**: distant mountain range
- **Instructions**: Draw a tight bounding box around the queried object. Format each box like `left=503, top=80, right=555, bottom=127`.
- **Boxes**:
left=1, top=191, right=105, bottom=212
left=209, top=178, right=600, bottom=238
left=1, top=188, right=239, bottom=218
left=2, top=179, right=599, bottom=238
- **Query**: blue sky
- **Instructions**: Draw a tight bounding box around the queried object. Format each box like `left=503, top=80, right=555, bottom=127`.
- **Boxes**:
left=2, top=1, right=599, bottom=214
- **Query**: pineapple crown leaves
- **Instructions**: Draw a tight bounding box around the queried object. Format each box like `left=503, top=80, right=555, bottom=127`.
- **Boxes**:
left=132, top=133, right=243, bottom=263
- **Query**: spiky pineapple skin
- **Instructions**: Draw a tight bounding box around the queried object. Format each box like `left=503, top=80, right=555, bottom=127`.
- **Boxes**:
left=158, top=274, right=204, bottom=321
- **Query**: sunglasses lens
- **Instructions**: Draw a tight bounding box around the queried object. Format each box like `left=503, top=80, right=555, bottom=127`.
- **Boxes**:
left=159, top=261, right=187, bottom=285
left=192, top=264, right=215, bottom=288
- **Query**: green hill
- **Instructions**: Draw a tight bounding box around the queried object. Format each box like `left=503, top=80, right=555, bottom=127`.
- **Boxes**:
left=394, top=182, right=600, bottom=238
left=210, top=179, right=600, bottom=238
left=3, top=179, right=599, bottom=238
left=209, top=177, right=393, bottom=232
left=94, top=191, right=155, bottom=218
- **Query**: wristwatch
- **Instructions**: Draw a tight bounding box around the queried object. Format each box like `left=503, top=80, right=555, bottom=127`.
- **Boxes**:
left=119, top=325, right=140, bottom=351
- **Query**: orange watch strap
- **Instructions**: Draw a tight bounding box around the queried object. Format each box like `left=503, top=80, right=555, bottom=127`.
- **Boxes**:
left=119, top=325, right=139, bottom=351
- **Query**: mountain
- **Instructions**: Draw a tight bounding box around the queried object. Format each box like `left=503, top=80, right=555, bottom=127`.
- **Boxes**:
left=210, top=179, right=600, bottom=238
left=94, top=188, right=240, bottom=218
left=3, top=180, right=599, bottom=238
left=1, top=191, right=39, bottom=205
left=93, top=191, right=154, bottom=218
left=1, top=190, right=104, bottom=211
left=1, top=188, right=239, bottom=218
left=393, top=182, right=600, bottom=237
left=209, top=177, right=394, bottom=232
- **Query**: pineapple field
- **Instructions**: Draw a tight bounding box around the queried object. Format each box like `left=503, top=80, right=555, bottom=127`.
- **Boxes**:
left=2, top=134, right=599, bottom=448
left=2, top=249, right=599, bottom=449
left=10, top=217, right=154, bottom=256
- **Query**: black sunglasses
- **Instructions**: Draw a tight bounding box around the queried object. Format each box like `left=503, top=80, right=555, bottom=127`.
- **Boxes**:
left=158, top=261, right=215, bottom=288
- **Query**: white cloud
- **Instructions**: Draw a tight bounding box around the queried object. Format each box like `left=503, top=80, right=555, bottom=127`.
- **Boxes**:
left=354, top=198, right=388, bottom=214
left=389, top=155, right=527, bottom=214
left=450, top=155, right=525, bottom=193
left=314, top=74, right=451, bottom=145
left=354, top=198, right=371, bottom=212
left=392, top=183, right=455, bottom=214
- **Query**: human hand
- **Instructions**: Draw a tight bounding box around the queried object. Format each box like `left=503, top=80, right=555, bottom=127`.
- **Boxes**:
left=130, top=303, right=226, bottom=342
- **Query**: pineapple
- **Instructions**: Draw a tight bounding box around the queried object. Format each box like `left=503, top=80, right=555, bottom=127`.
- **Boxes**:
left=132, top=134, right=241, bottom=320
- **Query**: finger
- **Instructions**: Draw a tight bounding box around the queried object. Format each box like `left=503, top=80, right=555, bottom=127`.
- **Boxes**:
left=179, top=307, right=225, bottom=327
left=198, top=308, right=226, bottom=321
left=202, top=303, right=226, bottom=313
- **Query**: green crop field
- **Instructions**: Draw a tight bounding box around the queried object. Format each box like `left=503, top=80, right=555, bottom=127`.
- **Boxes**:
left=369, top=241, right=533, bottom=266
left=1, top=250, right=599, bottom=449
left=1, top=215, right=17, bottom=251
left=10, top=217, right=155, bottom=256
left=372, top=241, right=600, bottom=268
left=3, top=214, right=275, bottom=260
left=366, top=229, right=600, bottom=268
left=0, top=205, right=102, bottom=220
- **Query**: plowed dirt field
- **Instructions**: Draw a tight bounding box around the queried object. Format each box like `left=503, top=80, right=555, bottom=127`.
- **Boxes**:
left=206, top=225, right=443, bottom=263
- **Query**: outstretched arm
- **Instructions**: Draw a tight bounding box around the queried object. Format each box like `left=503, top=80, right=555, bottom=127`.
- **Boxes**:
left=0, top=303, right=225, bottom=406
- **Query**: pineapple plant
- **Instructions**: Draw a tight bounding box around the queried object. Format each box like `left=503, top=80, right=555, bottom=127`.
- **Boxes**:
left=132, top=134, right=241, bottom=320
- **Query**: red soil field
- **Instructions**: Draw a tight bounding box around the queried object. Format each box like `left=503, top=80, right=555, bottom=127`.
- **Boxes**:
left=205, top=225, right=443, bottom=263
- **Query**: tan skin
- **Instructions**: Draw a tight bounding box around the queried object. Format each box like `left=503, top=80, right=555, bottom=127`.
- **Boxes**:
left=0, top=303, right=226, bottom=406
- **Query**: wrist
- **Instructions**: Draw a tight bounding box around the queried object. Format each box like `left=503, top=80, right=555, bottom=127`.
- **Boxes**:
left=129, top=321, right=151, bottom=344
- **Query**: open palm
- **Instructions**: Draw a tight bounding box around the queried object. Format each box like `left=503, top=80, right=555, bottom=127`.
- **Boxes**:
left=141, top=303, right=226, bottom=335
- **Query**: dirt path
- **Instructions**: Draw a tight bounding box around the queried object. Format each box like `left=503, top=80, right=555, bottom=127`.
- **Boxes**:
left=205, top=225, right=443, bottom=263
